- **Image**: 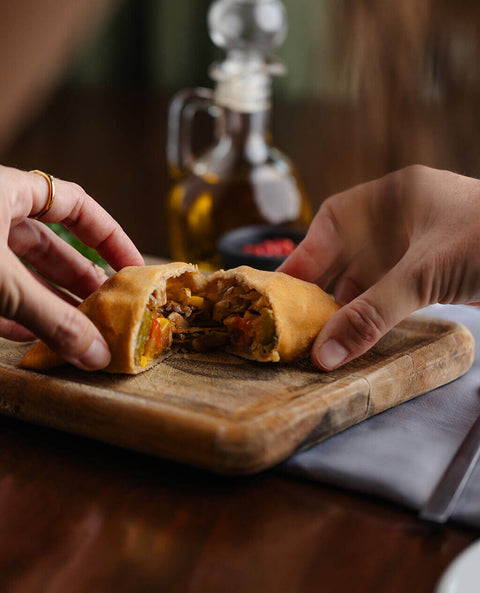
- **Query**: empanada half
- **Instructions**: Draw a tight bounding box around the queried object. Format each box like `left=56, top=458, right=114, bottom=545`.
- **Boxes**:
left=20, top=263, right=208, bottom=374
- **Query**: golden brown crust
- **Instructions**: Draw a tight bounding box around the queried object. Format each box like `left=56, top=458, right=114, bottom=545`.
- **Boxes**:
left=19, top=341, right=65, bottom=371
left=20, top=263, right=202, bottom=375
left=20, top=263, right=340, bottom=373
left=210, top=266, right=340, bottom=362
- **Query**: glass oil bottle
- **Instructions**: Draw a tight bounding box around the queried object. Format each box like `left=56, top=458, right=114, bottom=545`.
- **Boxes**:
left=166, top=0, right=312, bottom=270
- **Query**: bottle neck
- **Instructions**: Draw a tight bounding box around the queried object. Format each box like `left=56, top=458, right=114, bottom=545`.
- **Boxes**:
left=216, top=108, right=271, bottom=163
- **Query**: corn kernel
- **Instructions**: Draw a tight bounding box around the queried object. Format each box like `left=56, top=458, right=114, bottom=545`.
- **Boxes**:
left=140, top=355, right=151, bottom=367
left=189, top=296, right=204, bottom=307
left=157, top=317, right=171, bottom=329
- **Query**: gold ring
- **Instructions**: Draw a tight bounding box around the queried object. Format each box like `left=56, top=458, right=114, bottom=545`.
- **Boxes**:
left=29, top=169, right=55, bottom=219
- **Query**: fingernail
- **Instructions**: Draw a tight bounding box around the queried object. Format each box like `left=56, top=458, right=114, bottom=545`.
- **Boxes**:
left=76, top=338, right=111, bottom=370
left=93, top=264, right=108, bottom=283
left=315, top=339, right=349, bottom=370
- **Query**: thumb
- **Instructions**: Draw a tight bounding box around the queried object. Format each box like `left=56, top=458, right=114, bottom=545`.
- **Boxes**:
left=3, top=250, right=110, bottom=370
left=311, top=257, right=421, bottom=370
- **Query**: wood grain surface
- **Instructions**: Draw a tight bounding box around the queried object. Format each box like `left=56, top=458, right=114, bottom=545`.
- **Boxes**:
left=2, top=87, right=480, bottom=591
left=0, top=413, right=476, bottom=593
left=0, top=315, right=473, bottom=474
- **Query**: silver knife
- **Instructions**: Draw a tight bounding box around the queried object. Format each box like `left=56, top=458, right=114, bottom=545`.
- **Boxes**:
left=420, top=412, right=480, bottom=523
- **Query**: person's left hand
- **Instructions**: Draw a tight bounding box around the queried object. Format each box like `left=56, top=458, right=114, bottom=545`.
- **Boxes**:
left=0, top=164, right=144, bottom=369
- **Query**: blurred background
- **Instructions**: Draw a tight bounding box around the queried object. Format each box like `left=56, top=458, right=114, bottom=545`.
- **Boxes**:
left=2, top=0, right=480, bottom=258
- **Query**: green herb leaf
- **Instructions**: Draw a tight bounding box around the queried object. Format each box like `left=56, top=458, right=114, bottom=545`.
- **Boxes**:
left=47, top=223, right=108, bottom=269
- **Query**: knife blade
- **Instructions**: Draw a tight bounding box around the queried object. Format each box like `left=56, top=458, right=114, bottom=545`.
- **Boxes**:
left=420, top=412, right=480, bottom=523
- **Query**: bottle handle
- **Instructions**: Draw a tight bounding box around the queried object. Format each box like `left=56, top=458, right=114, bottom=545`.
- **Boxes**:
left=167, top=87, right=217, bottom=178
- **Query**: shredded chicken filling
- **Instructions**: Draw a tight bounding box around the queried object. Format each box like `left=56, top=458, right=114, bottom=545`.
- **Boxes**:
left=135, top=276, right=277, bottom=366
left=212, top=281, right=277, bottom=357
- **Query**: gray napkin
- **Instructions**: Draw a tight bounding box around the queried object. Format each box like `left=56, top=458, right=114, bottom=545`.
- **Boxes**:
left=281, top=304, right=480, bottom=528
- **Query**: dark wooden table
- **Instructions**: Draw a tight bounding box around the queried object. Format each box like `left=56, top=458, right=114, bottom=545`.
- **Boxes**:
left=1, top=89, right=478, bottom=592
left=0, top=414, right=475, bottom=593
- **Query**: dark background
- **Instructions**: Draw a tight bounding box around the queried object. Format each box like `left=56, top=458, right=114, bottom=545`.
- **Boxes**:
left=2, top=0, right=480, bottom=257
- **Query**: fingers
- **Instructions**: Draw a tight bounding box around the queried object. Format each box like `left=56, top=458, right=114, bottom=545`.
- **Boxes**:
left=277, top=199, right=347, bottom=287
left=279, top=172, right=409, bottom=291
left=278, top=176, right=393, bottom=286
left=42, top=177, right=144, bottom=271
left=0, top=248, right=111, bottom=370
left=9, top=220, right=108, bottom=299
left=0, top=318, right=36, bottom=342
left=332, top=244, right=399, bottom=304
left=333, top=275, right=363, bottom=304
left=311, top=255, right=421, bottom=370
left=25, top=265, right=82, bottom=307
left=4, top=166, right=144, bottom=271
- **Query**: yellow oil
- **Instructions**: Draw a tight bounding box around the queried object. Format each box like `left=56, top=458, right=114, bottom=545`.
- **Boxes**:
left=167, top=157, right=311, bottom=270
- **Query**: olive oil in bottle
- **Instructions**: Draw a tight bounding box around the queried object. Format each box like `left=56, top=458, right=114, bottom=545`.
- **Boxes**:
left=166, top=0, right=312, bottom=270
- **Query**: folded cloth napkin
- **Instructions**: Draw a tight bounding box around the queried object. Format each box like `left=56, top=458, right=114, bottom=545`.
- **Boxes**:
left=281, top=304, right=480, bottom=529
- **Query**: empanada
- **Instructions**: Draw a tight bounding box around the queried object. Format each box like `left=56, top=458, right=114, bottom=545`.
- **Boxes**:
left=20, top=264, right=340, bottom=373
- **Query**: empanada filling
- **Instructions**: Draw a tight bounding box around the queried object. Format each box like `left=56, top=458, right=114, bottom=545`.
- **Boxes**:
left=135, top=272, right=209, bottom=366
left=135, top=275, right=278, bottom=366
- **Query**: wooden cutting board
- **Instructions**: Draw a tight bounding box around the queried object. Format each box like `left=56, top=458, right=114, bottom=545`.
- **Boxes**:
left=0, top=315, right=474, bottom=474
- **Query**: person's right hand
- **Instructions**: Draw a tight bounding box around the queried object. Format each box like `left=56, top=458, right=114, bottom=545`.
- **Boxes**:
left=278, top=165, right=480, bottom=370
left=1, top=165, right=144, bottom=370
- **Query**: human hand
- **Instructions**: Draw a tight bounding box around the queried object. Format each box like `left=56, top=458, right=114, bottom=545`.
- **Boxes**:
left=1, top=165, right=144, bottom=370
left=278, top=165, right=480, bottom=370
